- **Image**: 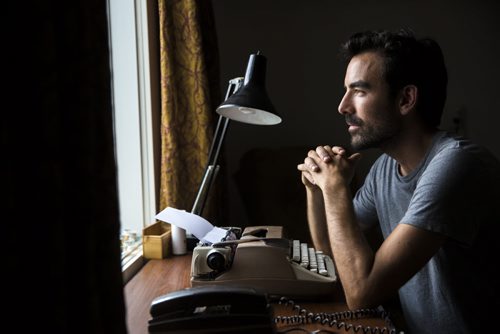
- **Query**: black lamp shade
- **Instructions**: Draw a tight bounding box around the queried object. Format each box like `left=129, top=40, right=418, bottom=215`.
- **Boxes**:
left=216, top=53, right=281, bottom=125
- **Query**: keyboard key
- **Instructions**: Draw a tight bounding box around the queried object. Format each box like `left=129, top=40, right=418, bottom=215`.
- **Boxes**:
left=308, top=247, right=317, bottom=270
left=300, top=243, right=309, bottom=268
left=316, top=252, right=328, bottom=276
left=324, top=254, right=337, bottom=280
left=292, top=240, right=300, bottom=262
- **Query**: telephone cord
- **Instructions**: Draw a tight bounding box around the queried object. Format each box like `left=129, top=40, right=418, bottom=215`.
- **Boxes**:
left=274, top=296, right=401, bottom=334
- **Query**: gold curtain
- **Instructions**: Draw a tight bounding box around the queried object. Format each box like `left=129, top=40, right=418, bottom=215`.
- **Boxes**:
left=158, top=0, right=220, bottom=220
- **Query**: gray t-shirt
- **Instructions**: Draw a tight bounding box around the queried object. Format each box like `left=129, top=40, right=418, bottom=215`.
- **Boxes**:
left=353, top=131, right=500, bottom=334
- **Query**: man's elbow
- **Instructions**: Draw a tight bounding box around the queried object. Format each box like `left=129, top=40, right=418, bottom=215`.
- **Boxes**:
left=344, top=287, right=380, bottom=310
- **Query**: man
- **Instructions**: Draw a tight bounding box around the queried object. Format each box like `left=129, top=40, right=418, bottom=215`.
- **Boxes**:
left=297, top=29, right=500, bottom=333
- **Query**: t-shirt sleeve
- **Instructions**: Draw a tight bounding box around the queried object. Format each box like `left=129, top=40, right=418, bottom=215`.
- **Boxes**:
left=402, top=148, right=487, bottom=246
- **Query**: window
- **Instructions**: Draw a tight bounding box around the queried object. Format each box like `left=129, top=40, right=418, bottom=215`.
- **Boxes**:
left=107, top=0, right=160, bottom=283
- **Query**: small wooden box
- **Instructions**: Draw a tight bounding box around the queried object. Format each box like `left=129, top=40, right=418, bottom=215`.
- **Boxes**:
left=142, top=221, right=171, bottom=259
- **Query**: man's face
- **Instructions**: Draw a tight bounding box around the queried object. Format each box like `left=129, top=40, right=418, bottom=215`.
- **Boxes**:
left=338, top=51, right=402, bottom=151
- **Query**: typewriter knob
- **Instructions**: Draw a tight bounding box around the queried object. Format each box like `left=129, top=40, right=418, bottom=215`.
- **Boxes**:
left=206, top=250, right=226, bottom=271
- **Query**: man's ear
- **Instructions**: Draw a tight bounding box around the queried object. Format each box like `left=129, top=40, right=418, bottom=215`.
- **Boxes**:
left=399, top=85, right=418, bottom=116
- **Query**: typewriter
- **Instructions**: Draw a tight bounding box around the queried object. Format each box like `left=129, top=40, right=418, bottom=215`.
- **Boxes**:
left=190, top=226, right=337, bottom=300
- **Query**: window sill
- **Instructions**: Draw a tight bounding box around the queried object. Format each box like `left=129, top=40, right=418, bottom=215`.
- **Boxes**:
left=122, top=243, right=145, bottom=284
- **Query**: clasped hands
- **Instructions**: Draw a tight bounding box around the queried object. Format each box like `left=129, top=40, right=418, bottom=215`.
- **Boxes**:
left=297, top=145, right=362, bottom=192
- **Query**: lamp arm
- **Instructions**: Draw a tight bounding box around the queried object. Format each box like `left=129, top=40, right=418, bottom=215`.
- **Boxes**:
left=190, top=117, right=226, bottom=215
left=191, top=78, right=243, bottom=216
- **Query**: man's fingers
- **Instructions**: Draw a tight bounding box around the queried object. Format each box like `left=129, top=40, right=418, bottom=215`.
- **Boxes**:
left=297, top=164, right=316, bottom=185
left=321, top=145, right=350, bottom=158
left=348, top=152, right=362, bottom=163
left=306, top=151, right=321, bottom=171
left=316, top=146, right=332, bottom=162
left=302, top=172, right=316, bottom=185
left=332, top=146, right=347, bottom=156
left=298, top=162, right=317, bottom=172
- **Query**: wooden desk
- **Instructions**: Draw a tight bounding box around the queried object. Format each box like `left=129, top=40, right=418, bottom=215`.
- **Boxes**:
left=125, top=254, right=399, bottom=334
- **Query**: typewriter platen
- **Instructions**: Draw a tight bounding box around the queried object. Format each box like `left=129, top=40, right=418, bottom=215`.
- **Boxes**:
left=190, top=226, right=337, bottom=300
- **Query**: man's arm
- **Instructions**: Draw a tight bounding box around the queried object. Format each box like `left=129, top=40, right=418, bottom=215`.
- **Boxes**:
left=303, top=146, right=446, bottom=309
left=305, top=185, right=332, bottom=256
left=298, top=162, right=332, bottom=256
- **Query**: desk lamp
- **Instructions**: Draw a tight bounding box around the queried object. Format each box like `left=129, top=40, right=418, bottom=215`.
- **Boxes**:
left=171, top=52, right=282, bottom=254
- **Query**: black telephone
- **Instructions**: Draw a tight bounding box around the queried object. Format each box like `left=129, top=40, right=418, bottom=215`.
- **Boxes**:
left=148, top=285, right=277, bottom=334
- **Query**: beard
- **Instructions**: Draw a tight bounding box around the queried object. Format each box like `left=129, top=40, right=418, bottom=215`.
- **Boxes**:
left=347, top=114, right=401, bottom=151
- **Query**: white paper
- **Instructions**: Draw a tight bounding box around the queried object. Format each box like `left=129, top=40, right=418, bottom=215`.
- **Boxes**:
left=155, top=207, right=227, bottom=244
left=202, top=227, right=228, bottom=244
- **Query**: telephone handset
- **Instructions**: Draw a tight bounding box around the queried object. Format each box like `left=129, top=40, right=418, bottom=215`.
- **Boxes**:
left=148, top=285, right=277, bottom=333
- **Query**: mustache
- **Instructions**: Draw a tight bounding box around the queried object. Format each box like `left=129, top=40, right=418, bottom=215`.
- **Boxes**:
left=345, top=115, right=363, bottom=126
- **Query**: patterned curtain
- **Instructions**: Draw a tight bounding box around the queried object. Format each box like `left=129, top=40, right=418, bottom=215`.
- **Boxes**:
left=158, top=0, right=221, bottom=221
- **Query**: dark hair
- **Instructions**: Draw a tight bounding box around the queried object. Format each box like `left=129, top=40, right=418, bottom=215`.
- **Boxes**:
left=340, top=29, right=448, bottom=128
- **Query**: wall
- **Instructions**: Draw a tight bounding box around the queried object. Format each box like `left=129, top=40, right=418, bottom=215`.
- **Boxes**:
left=212, top=0, right=500, bottom=233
